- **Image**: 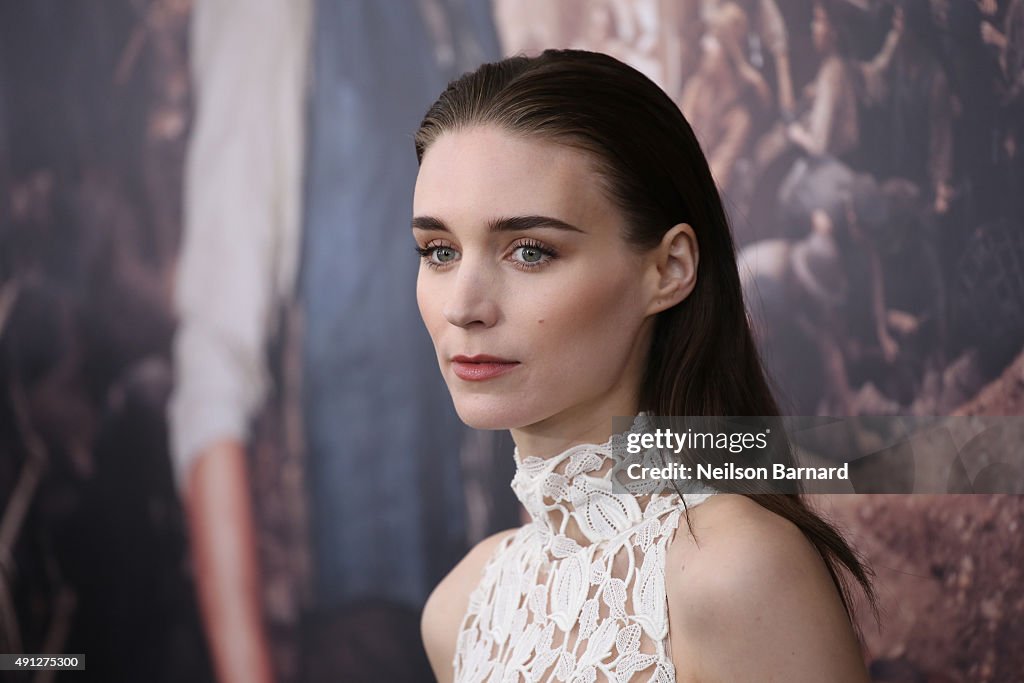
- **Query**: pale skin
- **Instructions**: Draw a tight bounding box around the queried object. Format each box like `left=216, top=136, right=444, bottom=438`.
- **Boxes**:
left=413, top=125, right=869, bottom=681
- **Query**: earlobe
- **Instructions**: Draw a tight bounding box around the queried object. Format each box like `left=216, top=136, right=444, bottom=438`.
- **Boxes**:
left=645, top=223, right=698, bottom=316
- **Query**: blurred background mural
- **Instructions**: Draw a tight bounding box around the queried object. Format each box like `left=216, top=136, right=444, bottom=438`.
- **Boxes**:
left=1, top=0, right=1022, bottom=681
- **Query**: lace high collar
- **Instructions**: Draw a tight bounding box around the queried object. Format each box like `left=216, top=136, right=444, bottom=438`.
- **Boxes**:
left=510, top=414, right=716, bottom=546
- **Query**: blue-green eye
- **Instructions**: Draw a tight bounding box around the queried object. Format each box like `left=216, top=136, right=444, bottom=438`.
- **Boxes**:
left=434, top=246, right=458, bottom=263
left=510, top=240, right=558, bottom=269
left=414, top=242, right=460, bottom=269
left=517, top=246, right=544, bottom=263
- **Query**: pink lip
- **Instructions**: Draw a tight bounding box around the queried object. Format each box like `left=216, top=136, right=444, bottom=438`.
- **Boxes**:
left=451, top=354, right=521, bottom=381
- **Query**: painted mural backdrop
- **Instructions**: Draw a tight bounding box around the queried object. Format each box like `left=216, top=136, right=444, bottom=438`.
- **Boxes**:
left=1, top=1, right=1022, bottom=681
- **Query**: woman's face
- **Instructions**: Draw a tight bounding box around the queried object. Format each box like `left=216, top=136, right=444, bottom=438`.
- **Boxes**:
left=413, top=126, right=657, bottom=434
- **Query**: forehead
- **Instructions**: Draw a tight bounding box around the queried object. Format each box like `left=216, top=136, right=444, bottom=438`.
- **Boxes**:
left=413, top=125, right=617, bottom=231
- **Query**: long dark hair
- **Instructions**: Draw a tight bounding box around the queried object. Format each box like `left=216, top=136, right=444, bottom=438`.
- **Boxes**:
left=414, top=49, right=878, bottom=636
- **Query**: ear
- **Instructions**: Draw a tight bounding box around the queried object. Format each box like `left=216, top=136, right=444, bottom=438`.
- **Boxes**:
left=643, top=223, right=699, bottom=317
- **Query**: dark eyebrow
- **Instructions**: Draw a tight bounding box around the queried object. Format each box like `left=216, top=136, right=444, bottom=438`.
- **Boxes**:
left=411, top=215, right=586, bottom=234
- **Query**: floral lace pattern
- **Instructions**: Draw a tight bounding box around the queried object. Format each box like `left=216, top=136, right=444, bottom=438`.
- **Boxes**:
left=453, top=416, right=718, bottom=683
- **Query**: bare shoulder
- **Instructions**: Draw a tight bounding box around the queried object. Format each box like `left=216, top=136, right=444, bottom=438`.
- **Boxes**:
left=665, top=494, right=870, bottom=682
left=421, top=527, right=518, bottom=682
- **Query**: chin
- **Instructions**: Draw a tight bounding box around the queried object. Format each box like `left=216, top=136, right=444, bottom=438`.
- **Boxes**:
left=450, top=395, right=545, bottom=431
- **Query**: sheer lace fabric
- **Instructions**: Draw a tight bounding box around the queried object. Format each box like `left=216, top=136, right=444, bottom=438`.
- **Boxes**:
left=453, top=418, right=718, bottom=683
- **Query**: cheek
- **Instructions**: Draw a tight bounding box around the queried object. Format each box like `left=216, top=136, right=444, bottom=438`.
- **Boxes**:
left=415, top=270, right=443, bottom=343
left=415, top=271, right=428, bottom=326
left=526, top=263, right=645, bottom=373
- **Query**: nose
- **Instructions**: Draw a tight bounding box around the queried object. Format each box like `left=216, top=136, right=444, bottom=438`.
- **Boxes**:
left=442, top=257, right=499, bottom=329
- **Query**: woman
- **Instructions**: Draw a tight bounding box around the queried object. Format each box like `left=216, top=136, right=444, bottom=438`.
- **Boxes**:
left=680, top=2, right=770, bottom=192
left=784, top=0, right=861, bottom=160
left=412, top=49, right=876, bottom=682
left=752, top=0, right=863, bottom=197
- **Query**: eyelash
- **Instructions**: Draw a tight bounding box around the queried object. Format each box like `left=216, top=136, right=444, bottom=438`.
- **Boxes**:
left=414, top=239, right=559, bottom=271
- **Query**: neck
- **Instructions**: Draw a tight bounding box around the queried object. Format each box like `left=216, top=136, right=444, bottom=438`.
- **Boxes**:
left=510, top=315, right=654, bottom=459
left=509, top=393, right=640, bottom=461
left=510, top=412, right=650, bottom=546
left=510, top=412, right=719, bottom=548
left=508, top=327, right=651, bottom=459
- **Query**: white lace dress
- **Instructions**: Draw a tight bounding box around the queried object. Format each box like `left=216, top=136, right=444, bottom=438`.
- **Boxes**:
left=452, top=422, right=719, bottom=683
